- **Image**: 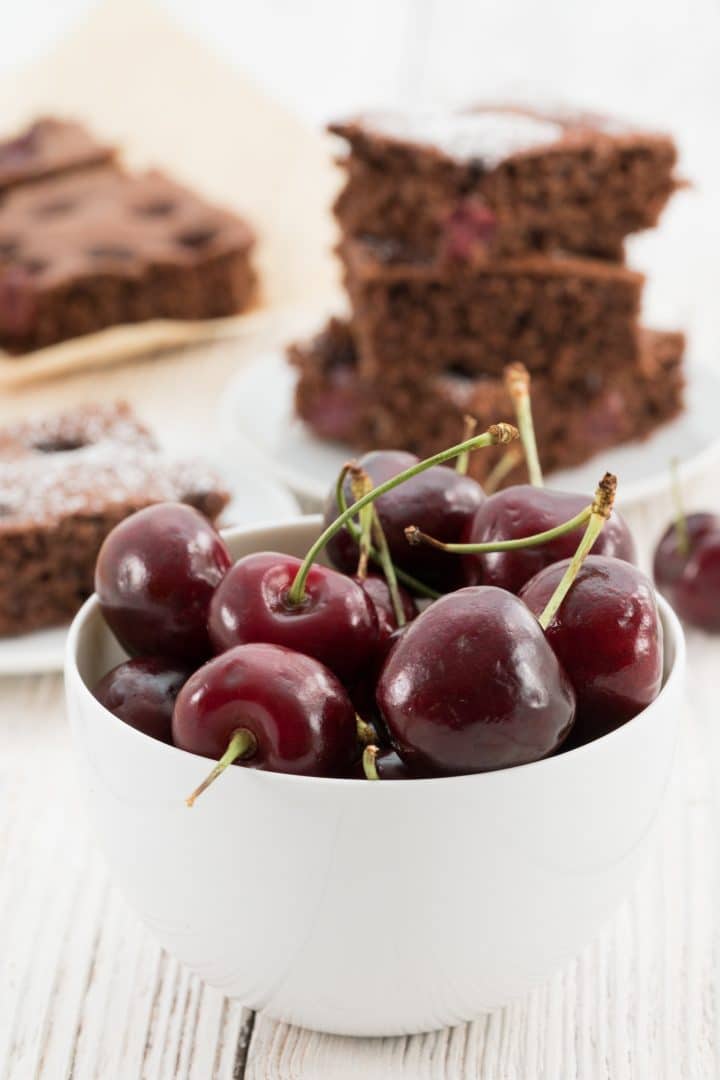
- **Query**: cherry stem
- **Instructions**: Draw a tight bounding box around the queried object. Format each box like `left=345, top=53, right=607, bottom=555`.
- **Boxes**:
left=356, top=715, right=377, bottom=747
left=505, top=363, right=543, bottom=488
left=671, top=457, right=690, bottom=557
left=185, top=728, right=257, bottom=807
left=347, top=464, right=406, bottom=626
left=538, top=473, right=617, bottom=631
left=288, top=422, right=519, bottom=605
left=484, top=445, right=524, bottom=495
left=349, top=466, right=374, bottom=579
left=335, top=470, right=441, bottom=600
left=455, top=415, right=477, bottom=476
left=370, top=512, right=406, bottom=627
left=405, top=505, right=593, bottom=554
left=363, top=745, right=380, bottom=781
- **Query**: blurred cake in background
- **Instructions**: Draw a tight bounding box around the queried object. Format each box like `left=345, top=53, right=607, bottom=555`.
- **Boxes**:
left=0, top=118, right=256, bottom=354
left=291, top=104, right=685, bottom=485
left=0, top=402, right=229, bottom=636
left=0, top=118, right=116, bottom=191
left=291, top=317, right=684, bottom=487
left=329, top=106, right=679, bottom=262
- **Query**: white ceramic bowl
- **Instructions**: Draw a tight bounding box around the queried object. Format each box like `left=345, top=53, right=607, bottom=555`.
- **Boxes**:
left=65, top=516, right=685, bottom=1037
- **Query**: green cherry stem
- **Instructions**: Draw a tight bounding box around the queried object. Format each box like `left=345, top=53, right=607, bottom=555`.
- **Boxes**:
left=349, top=466, right=374, bottom=579
left=484, top=444, right=524, bottom=495
left=186, top=728, right=257, bottom=807
left=455, top=415, right=477, bottom=476
left=287, top=422, right=519, bottom=605
left=405, top=505, right=593, bottom=554
left=336, top=473, right=441, bottom=600
left=356, top=714, right=377, bottom=747
left=505, top=363, right=543, bottom=488
left=671, top=457, right=690, bottom=557
left=538, top=473, right=617, bottom=631
left=347, top=464, right=407, bottom=626
left=347, top=465, right=405, bottom=624
left=363, top=745, right=380, bottom=781
left=372, top=509, right=407, bottom=627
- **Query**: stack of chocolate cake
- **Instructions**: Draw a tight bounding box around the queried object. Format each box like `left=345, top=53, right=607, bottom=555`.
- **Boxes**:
left=291, top=105, right=685, bottom=484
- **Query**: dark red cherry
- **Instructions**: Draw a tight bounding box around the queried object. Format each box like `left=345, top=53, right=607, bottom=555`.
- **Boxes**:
left=95, top=503, right=231, bottom=663
left=520, top=555, right=663, bottom=744
left=353, top=573, right=417, bottom=644
left=208, top=552, right=379, bottom=684
left=348, top=623, right=408, bottom=745
left=174, top=643, right=357, bottom=781
left=325, top=450, right=485, bottom=592
left=653, top=513, right=720, bottom=632
left=653, top=513, right=717, bottom=585
left=463, top=485, right=636, bottom=594
left=376, top=586, right=575, bottom=775
left=93, top=657, right=189, bottom=743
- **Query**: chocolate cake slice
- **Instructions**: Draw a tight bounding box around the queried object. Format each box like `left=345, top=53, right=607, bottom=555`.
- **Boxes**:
left=0, top=402, right=230, bottom=636
left=342, top=237, right=644, bottom=380
left=331, top=105, right=680, bottom=263
left=291, top=318, right=685, bottom=486
left=0, top=164, right=256, bottom=353
left=0, top=118, right=116, bottom=194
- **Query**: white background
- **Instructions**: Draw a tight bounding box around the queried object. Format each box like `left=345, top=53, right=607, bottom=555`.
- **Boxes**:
left=3, top=0, right=720, bottom=173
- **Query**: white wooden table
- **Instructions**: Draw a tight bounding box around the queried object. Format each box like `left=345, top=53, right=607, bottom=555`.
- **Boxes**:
left=0, top=373, right=718, bottom=1077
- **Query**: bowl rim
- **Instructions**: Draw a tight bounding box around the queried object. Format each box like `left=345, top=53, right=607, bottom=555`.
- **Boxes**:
left=65, top=514, right=686, bottom=790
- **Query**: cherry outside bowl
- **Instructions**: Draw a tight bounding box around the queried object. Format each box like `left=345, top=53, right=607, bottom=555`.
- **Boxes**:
left=65, top=515, right=685, bottom=1037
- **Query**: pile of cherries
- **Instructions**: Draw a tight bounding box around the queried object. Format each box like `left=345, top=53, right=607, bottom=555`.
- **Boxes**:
left=91, top=375, right=679, bottom=799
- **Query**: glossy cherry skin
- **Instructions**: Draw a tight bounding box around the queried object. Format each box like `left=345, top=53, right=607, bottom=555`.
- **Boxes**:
left=93, top=657, right=189, bottom=744
left=325, top=450, right=485, bottom=592
left=521, top=555, right=663, bottom=745
left=173, top=643, right=357, bottom=776
left=653, top=513, right=720, bottom=632
left=95, top=503, right=231, bottom=663
left=463, top=485, right=637, bottom=594
left=208, top=552, right=379, bottom=684
left=349, top=624, right=408, bottom=744
left=353, top=574, right=417, bottom=645
left=376, top=586, right=576, bottom=775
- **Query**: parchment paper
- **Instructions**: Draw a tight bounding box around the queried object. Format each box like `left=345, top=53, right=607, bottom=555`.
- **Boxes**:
left=0, top=0, right=341, bottom=389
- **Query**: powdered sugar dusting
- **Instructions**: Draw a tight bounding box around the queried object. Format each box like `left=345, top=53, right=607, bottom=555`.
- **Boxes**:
left=364, top=109, right=564, bottom=166
left=0, top=402, right=227, bottom=528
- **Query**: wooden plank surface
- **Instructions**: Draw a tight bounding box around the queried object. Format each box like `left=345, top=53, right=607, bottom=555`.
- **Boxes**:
left=0, top=673, right=254, bottom=1080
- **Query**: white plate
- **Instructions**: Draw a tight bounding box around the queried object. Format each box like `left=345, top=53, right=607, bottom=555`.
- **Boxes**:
left=0, top=626, right=70, bottom=677
left=0, top=468, right=299, bottom=677
left=219, top=462, right=300, bottom=529
left=219, top=346, right=720, bottom=511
